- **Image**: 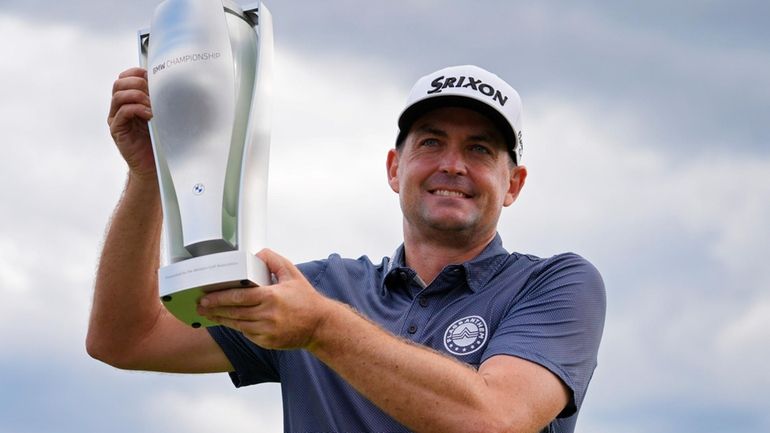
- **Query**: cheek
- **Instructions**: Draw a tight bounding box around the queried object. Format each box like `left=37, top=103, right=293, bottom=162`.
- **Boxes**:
left=502, top=192, right=515, bottom=207
left=492, top=172, right=514, bottom=205
left=398, top=163, right=425, bottom=189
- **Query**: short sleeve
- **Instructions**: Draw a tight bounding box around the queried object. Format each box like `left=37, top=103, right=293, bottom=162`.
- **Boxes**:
left=208, top=325, right=280, bottom=387
left=481, top=253, right=606, bottom=417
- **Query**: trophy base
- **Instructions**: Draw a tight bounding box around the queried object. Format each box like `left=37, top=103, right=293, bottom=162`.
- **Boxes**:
left=158, top=251, right=270, bottom=328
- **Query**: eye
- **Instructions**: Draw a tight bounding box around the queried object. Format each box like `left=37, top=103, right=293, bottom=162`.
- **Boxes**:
left=469, top=143, right=492, bottom=155
left=420, top=138, right=440, bottom=147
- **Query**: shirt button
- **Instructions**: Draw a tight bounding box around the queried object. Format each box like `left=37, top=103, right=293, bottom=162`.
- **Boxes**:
left=419, top=297, right=429, bottom=308
left=399, top=271, right=409, bottom=282
left=408, top=325, right=417, bottom=334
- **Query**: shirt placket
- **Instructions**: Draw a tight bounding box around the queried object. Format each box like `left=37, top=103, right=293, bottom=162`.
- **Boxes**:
left=399, top=266, right=466, bottom=339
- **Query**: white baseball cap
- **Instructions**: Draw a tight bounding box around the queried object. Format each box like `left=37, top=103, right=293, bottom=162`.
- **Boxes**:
left=396, top=65, right=524, bottom=165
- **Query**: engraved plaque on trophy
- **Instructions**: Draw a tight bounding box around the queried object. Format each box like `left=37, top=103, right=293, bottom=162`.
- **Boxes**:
left=137, top=0, right=273, bottom=328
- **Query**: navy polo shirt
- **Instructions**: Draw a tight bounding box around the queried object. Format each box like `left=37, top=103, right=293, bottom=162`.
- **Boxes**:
left=208, top=234, right=606, bottom=433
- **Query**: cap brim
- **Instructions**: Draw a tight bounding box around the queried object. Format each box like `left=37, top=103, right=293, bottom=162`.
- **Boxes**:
left=396, top=95, right=517, bottom=163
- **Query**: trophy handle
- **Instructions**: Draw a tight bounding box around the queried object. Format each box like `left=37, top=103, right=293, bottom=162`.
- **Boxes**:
left=239, top=2, right=273, bottom=260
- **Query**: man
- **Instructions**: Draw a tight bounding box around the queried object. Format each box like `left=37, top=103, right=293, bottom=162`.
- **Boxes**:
left=88, top=64, right=606, bottom=433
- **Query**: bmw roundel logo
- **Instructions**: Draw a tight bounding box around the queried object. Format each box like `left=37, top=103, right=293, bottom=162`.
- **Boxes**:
left=192, top=183, right=205, bottom=195
left=444, top=315, right=488, bottom=356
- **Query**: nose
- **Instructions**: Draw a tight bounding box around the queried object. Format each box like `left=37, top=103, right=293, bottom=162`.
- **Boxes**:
left=438, top=147, right=467, bottom=176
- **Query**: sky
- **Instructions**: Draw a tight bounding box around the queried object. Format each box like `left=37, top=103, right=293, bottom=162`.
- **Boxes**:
left=1, top=1, right=769, bottom=432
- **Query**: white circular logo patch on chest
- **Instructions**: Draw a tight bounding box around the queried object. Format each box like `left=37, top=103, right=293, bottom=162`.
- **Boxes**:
left=444, top=315, right=488, bottom=356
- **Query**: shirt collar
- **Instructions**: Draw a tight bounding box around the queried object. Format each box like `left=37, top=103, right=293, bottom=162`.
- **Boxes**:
left=383, top=233, right=510, bottom=293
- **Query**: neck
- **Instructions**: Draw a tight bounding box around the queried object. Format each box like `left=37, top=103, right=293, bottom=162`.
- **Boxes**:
left=401, top=225, right=496, bottom=285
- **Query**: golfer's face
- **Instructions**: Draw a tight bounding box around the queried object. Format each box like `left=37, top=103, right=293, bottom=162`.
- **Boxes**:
left=389, top=106, right=518, bottom=238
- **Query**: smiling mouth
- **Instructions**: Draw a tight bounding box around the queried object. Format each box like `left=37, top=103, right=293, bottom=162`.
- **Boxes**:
left=430, top=189, right=470, bottom=198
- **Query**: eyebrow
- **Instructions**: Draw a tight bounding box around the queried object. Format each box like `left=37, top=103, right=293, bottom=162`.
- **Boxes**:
left=466, top=133, right=496, bottom=144
left=414, top=125, right=448, bottom=138
left=414, top=124, right=498, bottom=144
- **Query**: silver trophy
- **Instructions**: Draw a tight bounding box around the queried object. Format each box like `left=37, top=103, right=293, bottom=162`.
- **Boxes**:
left=138, top=0, right=273, bottom=328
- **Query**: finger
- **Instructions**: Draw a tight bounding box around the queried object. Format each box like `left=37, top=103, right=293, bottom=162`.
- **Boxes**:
left=200, top=285, right=266, bottom=308
left=118, top=67, right=148, bottom=80
left=111, top=88, right=151, bottom=112
left=109, top=74, right=150, bottom=121
left=112, top=76, right=149, bottom=95
left=108, top=90, right=152, bottom=124
left=209, top=317, right=274, bottom=347
left=198, top=304, right=262, bottom=322
left=207, top=315, right=256, bottom=335
left=109, top=103, right=153, bottom=131
left=256, top=248, right=303, bottom=282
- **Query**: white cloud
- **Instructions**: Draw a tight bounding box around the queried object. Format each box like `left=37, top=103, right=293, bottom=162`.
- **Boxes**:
left=0, top=238, right=30, bottom=292
left=505, top=95, right=770, bottom=275
left=147, top=389, right=283, bottom=433
left=718, top=298, right=770, bottom=351
left=0, top=14, right=130, bottom=359
left=715, top=296, right=770, bottom=398
left=263, top=48, right=407, bottom=262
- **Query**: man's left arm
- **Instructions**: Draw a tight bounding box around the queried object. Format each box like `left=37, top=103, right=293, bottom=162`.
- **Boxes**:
left=199, top=249, right=570, bottom=433
left=308, top=304, right=570, bottom=433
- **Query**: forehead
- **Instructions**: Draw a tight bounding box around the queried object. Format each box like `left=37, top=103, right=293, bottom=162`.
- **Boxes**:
left=408, top=106, right=505, bottom=143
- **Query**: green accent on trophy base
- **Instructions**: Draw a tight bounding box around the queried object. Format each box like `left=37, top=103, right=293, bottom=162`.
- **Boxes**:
left=161, top=286, right=218, bottom=328
left=160, top=280, right=256, bottom=328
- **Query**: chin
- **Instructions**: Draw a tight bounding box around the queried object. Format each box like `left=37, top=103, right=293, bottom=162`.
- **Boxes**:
left=423, top=214, right=477, bottom=232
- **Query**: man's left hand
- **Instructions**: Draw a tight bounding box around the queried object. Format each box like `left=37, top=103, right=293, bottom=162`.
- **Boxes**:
left=197, top=248, right=334, bottom=350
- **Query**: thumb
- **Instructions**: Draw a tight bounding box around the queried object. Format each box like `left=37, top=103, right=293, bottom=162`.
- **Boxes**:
left=256, top=248, right=302, bottom=283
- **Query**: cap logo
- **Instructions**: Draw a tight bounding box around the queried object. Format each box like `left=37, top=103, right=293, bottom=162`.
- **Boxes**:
left=427, top=75, right=508, bottom=107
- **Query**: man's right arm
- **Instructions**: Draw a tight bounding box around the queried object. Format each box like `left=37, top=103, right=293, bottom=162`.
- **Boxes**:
left=85, top=67, right=232, bottom=374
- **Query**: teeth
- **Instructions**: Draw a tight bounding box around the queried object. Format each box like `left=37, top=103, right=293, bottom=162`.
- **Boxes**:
left=433, top=189, right=466, bottom=197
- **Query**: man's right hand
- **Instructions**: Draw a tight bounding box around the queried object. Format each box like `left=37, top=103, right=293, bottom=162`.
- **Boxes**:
left=107, top=67, right=156, bottom=179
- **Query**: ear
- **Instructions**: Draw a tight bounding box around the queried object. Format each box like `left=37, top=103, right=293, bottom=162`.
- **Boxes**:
left=503, top=165, right=527, bottom=207
left=386, top=148, right=400, bottom=193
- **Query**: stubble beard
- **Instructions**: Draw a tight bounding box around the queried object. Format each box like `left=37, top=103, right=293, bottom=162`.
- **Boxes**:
left=404, top=202, right=483, bottom=247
